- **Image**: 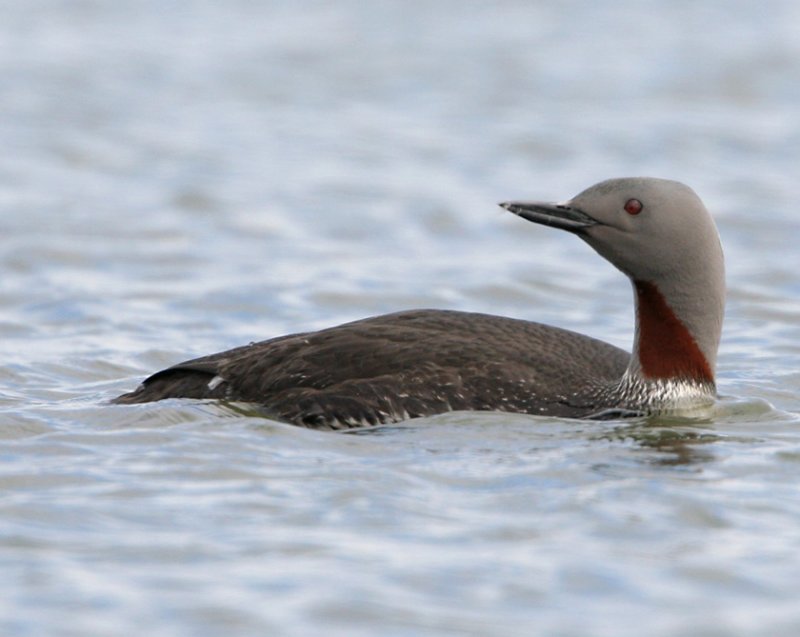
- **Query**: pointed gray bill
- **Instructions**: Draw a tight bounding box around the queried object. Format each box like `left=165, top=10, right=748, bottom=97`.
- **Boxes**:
left=500, top=201, right=598, bottom=232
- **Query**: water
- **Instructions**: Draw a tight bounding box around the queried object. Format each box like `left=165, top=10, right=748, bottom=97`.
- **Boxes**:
left=2, top=1, right=800, bottom=635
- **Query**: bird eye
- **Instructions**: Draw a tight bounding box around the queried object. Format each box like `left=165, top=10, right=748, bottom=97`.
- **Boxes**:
left=624, top=199, right=643, bottom=215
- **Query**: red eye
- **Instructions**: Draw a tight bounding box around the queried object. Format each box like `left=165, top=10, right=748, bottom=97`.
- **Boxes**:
left=624, top=198, right=643, bottom=215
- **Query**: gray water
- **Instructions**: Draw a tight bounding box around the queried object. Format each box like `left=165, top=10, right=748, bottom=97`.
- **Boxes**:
left=2, top=1, right=800, bottom=635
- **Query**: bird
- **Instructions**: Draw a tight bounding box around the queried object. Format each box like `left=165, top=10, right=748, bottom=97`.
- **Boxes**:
left=114, top=177, right=725, bottom=429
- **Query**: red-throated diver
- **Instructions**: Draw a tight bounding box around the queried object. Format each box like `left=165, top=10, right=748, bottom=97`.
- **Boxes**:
left=114, top=177, right=725, bottom=428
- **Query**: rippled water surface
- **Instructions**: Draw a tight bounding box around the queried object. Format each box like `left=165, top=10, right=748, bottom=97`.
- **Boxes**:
left=2, top=1, right=800, bottom=636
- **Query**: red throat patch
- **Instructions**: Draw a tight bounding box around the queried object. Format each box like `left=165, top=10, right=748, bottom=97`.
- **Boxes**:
left=634, top=280, right=714, bottom=383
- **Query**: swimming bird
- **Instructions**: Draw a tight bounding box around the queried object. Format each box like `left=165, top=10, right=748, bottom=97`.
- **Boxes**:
left=114, top=177, right=725, bottom=428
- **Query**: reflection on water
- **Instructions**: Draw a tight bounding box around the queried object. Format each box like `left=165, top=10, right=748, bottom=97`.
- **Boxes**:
left=602, top=421, right=721, bottom=467
left=217, top=399, right=771, bottom=469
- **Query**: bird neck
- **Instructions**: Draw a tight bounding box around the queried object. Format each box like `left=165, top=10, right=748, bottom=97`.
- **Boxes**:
left=626, top=278, right=723, bottom=399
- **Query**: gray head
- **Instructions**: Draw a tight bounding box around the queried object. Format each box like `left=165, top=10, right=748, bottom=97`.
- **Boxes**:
left=502, top=177, right=725, bottom=388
